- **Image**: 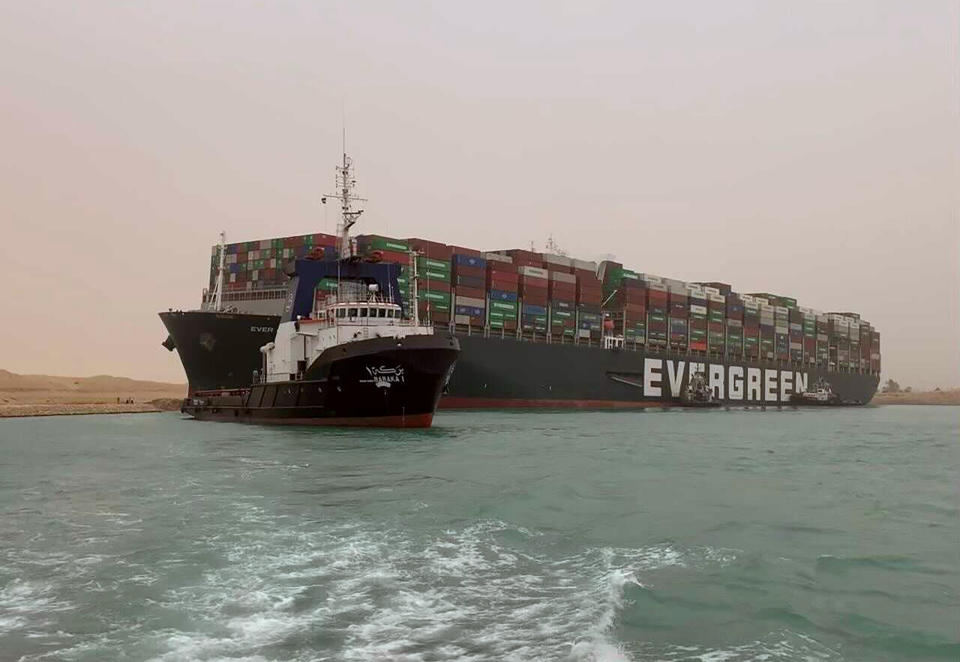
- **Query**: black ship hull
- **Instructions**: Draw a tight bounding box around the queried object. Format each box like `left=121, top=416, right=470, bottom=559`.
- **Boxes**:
left=181, top=334, right=460, bottom=428
left=441, top=334, right=879, bottom=408
left=161, top=314, right=879, bottom=409
left=160, top=311, right=281, bottom=395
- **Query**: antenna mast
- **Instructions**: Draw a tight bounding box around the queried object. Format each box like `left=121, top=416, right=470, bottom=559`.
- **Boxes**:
left=326, top=146, right=366, bottom=259
left=212, top=230, right=226, bottom=311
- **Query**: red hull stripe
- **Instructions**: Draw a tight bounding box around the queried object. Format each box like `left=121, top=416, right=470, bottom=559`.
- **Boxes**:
left=439, top=397, right=665, bottom=410
left=193, top=412, right=434, bottom=428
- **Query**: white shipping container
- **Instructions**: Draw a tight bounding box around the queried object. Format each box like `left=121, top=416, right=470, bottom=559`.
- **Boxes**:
left=745, top=301, right=759, bottom=310
left=454, top=314, right=472, bottom=325
left=484, top=252, right=513, bottom=264
left=251, top=270, right=258, bottom=281
left=638, top=273, right=663, bottom=283
left=572, top=258, right=598, bottom=273
left=577, top=329, right=591, bottom=338
left=260, top=240, right=271, bottom=250
left=703, top=286, right=721, bottom=296
left=761, top=304, right=775, bottom=313
left=550, top=271, right=577, bottom=283
left=226, top=254, right=237, bottom=264
left=753, top=297, right=770, bottom=306
left=229, top=273, right=237, bottom=283
left=543, top=253, right=573, bottom=267
left=709, top=294, right=726, bottom=303
left=518, top=266, right=549, bottom=279
left=455, top=295, right=486, bottom=308
left=649, top=282, right=668, bottom=292
left=775, top=306, right=789, bottom=316
left=690, top=304, right=708, bottom=315
left=727, top=318, right=743, bottom=327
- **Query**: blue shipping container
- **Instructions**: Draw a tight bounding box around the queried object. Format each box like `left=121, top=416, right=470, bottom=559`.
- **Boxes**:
left=489, top=289, right=519, bottom=302
left=452, top=254, right=487, bottom=269
left=455, top=305, right=485, bottom=317
left=522, top=304, right=548, bottom=315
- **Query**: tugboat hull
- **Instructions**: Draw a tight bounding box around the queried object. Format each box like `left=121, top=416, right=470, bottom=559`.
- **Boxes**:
left=181, top=334, right=460, bottom=428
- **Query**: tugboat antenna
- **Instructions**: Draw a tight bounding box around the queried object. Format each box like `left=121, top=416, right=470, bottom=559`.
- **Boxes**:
left=325, top=143, right=366, bottom=260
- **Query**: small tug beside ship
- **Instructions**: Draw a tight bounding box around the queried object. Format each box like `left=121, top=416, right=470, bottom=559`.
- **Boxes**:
left=679, top=371, right=721, bottom=408
left=181, top=283, right=459, bottom=427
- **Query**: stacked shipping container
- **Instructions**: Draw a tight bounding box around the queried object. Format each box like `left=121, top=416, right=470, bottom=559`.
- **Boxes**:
left=212, top=232, right=879, bottom=375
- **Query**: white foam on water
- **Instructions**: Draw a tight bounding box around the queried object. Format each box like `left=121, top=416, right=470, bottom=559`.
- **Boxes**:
left=144, top=509, right=714, bottom=661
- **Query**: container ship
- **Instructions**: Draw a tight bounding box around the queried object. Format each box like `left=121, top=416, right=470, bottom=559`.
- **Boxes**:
left=161, top=154, right=880, bottom=407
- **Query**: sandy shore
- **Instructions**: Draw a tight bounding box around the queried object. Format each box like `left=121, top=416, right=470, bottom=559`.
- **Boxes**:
left=0, top=403, right=174, bottom=418
left=0, top=370, right=185, bottom=418
left=873, top=390, right=960, bottom=406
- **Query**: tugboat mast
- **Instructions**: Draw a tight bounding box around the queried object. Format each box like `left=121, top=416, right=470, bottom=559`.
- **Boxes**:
left=325, top=143, right=366, bottom=259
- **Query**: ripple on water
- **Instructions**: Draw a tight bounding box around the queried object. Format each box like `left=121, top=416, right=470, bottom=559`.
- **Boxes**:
left=136, top=511, right=736, bottom=662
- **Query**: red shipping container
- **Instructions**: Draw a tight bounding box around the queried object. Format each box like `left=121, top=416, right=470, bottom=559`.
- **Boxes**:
left=488, top=274, right=519, bottom=287
left=520, top=284, right=549, bottom=297
left=311, top=233, right=338, bottom=246
left=420, top=280, right=451, bottom=293
left=522, top=295, right=549, bottom=305
left=450, top=245, right=483, bottom=258
left=519, top=275, right=548, bottom=286
left=690, top=341, right=708, bottom=351
left=407, top=237, right=453, bottom=259
left=489, top=281, right=519, bottom=294
left=453, top=264, right=485, bottom=279
left=486, top=261, right=518, bottom=274
left=488, top=269, right=519, bottom=283
left=373, top=250, right=410, bottom=264
left=455, top=286, right=486, bottom=299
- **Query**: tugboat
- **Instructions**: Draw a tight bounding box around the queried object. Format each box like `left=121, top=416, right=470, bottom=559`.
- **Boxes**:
left=180, top=147, right=459, bottom=428
left=181, top=282, right=459, bottom=427
left=789, top=378, right=842, bottom=406
left=679, top=371, right=721, bottom=408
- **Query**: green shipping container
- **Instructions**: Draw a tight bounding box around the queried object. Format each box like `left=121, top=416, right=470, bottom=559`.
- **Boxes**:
left=490, top=300, right=518, bottom=314
left=361, top=236, right=410, bottom=253
left=417, top=257, right=451, bottom=272
left=420, top=269, right=452, bottom=282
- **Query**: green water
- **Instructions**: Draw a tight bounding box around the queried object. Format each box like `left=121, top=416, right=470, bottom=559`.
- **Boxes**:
left=0, top=406, right=956, bottom=661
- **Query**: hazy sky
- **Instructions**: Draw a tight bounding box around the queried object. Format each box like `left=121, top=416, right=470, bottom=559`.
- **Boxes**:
left=1, top=1, right=957, bottom=388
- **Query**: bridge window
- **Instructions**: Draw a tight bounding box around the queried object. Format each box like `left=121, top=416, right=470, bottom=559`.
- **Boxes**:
left=348, top=308, right=358, bottom=318
left=336, top=308, right=345, bottom=318
left=360, top=307, right=368, bottom=318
